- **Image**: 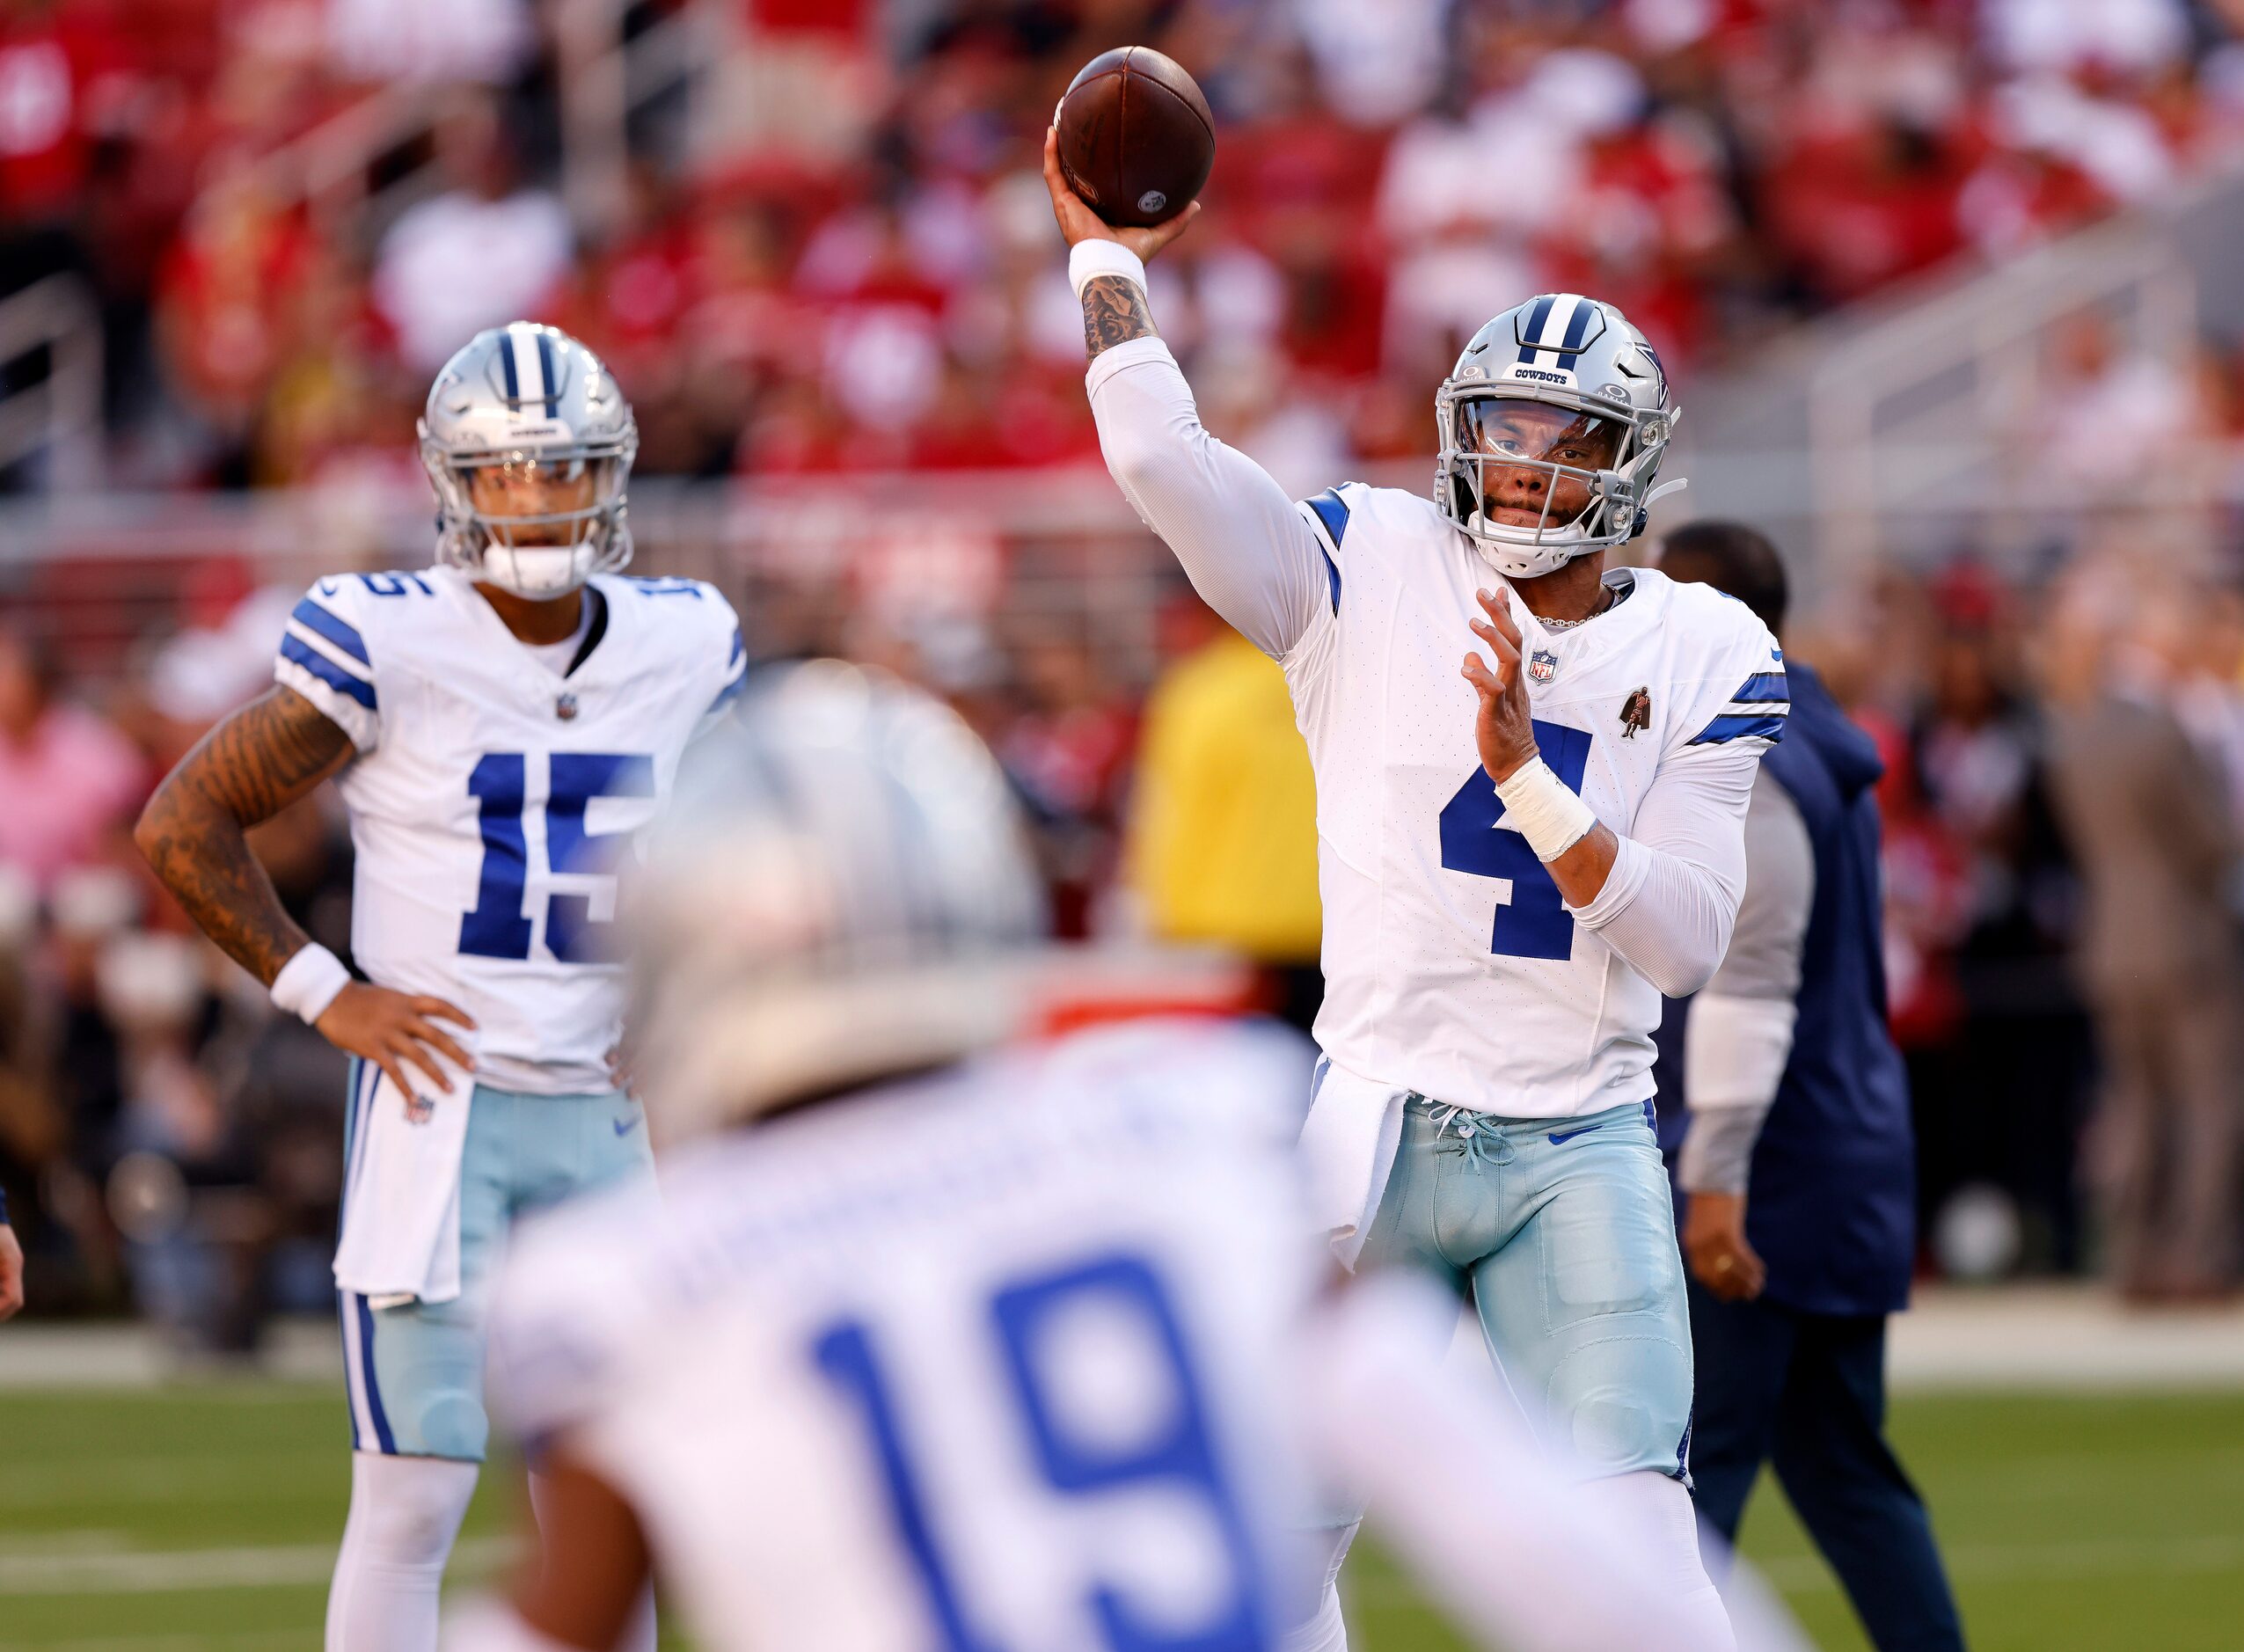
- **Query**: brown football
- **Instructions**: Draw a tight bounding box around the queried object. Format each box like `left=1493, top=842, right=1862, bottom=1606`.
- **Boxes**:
left=1054, top=47, right=1216, bottom=229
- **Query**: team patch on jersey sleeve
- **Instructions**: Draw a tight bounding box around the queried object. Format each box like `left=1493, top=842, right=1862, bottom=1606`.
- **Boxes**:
left=1685, top=668, right=1789, bottom=746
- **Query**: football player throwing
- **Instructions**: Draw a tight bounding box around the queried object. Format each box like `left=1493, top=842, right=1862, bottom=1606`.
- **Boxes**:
left=1047, top=132, right=1784, bottom=1652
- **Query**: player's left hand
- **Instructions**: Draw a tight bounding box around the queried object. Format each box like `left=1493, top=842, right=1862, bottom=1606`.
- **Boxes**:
left=1463, top=587, right=1539, bottom=783
left=0, top=1224, right=24, bottom=1321
left=1683, top=1191, right=1765, bottom=1302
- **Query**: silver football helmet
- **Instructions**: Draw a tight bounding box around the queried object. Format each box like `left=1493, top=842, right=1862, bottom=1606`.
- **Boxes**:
left=621, top=661, right=1047, bottom=1145
left=1434, top=293, right=1685, bottom=579
left=418, top=322, right=638, bottom=599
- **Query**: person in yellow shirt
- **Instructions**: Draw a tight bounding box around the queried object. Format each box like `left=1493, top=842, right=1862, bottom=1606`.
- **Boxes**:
left=1129, top=596, right=1323, bottom=1030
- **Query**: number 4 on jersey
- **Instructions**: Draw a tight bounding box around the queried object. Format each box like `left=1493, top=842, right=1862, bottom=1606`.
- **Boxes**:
left=1438, top=720, right=1592, bottom=960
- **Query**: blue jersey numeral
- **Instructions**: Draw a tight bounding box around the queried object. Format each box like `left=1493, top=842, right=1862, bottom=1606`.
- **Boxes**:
left=812, top=1251, right=1268, bottom=1652
left=459, top=751, right=653, bottom=961
left=1438, top=720, right=1593, bottom=959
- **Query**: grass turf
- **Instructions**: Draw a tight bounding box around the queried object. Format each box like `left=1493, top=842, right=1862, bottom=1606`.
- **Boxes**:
left=0, top=1382, right=2239, bottom=1649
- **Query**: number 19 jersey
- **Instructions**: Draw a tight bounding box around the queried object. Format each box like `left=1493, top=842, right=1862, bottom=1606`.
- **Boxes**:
left=274, top=566, right=745, bottom=1093
left=484, top=1020, right=1324, bottom=1652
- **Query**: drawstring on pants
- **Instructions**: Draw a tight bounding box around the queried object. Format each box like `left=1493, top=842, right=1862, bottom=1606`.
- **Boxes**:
left=1426, top=1101, right=1509, bottom=1173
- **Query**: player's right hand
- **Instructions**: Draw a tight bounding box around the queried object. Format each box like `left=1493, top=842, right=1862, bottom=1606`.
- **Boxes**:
left=1683, top=1190, right=1766, bottom=1303
left=0, top=1223, right=24, bottom=1320
left=1042, top=128, right=1200, bottom=261
left=315, top=983, right=477, bottom=1105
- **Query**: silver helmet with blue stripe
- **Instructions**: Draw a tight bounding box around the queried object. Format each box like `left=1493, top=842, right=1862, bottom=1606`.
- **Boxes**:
left=620, top=661, right=1047, bottom=1144
left=417, top=322, right=639, bottom=599
left=1434, top=294, right=1684, bottom=579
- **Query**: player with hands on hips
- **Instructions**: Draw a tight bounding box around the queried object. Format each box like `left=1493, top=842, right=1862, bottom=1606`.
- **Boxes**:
left=136, top=322, right=746, bottom=1652
left=1049, top=125, right=1787, bottom=1652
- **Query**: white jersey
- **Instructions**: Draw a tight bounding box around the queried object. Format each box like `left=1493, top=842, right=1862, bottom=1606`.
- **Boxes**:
left=274, top=565, right=745, bottom=1093
left=483, top=1020, right=1324, bottom=1652
left=1085, top=338, right=1783, bottom=1120
left=1287, top=487, right=1781, bottom=1116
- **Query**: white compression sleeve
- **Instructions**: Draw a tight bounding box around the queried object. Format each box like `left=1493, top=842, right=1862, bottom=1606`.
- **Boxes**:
left=1568, top=739, right=1763, bottom=998
left=1085, top=335, right=1333, bottom=658
left=326, top=1451, right=479, bottom=1652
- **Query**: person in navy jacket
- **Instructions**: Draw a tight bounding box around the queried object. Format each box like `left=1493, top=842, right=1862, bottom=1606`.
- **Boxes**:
left=1656, top=522, right=1965, bottom=1652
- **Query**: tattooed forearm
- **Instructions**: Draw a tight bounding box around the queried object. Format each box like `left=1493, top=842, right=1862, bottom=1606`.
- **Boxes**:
left=134, top=686, right=355, bottom=985
left=1081, top=274, right=1158, bottom=357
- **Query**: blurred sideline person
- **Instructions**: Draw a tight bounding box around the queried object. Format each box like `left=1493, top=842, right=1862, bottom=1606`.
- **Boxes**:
left=135, top=323, right=745, bottom=1652
left=1656, top=523, right=1965, bottom=1652
left=2039, top=582, right=2244, bottom=1301
left=444, top=663, right=1810, bottom=1652
left=1047, top=136, right=1784, bottom=1652
left=0, top=1181, right=22, bottom=1319
left=1128, top=593, right=1324, bottom=1031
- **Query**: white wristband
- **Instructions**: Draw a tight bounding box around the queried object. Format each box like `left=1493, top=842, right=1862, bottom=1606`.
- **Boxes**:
left=271, top=942, right=351, bottom=1025
left=1493, top=757, right=1598, bottom=863
left=1069, top=239, right=1147, bottom=301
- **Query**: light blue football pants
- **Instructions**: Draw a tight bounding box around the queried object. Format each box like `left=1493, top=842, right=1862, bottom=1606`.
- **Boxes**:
left=338, top=1062, right=654, bottom=1460
left=1357, top=1093, right=1696, bottom=1480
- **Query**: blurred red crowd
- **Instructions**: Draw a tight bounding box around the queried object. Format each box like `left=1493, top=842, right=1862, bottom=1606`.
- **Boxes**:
left=7, top=0, right=2244, bottom=493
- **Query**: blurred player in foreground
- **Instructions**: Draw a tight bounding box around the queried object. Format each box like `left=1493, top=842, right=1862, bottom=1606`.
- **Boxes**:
left=136, top=323, right=744, bottom=1652
left=444, top=662, right=1808, bottom=1652
left=1047, top=134, right=1781, bottom=1652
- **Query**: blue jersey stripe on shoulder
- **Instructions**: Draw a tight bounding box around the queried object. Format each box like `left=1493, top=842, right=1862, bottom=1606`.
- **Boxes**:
left=1688, top=712, right=1787, bottom=746
left=281, top=633, right=376, bottom=710
left=1304, top=486, right=1351, bottom=549
left=727, top=626, right=744, bottom=666
left=292, top=597, right=369, bottom=665
left=1730, top=671, right=1789, bottom=705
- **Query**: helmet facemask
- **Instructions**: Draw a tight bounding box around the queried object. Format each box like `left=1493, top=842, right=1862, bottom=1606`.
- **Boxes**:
left=1432, top=295, right=1685, bottom=580
left=1449, top=398, right=1627, bottom=545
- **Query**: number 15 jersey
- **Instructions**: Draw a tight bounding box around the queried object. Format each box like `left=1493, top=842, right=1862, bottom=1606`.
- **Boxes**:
left=274, top=565, right=745, bottom=1093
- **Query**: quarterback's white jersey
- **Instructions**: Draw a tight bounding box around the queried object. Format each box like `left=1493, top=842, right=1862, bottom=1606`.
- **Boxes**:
left=482, top=1020, right=1324, bottom=1652
left=1086, top=339, right=1783, bottom=1120
left=274, top=565, right=745, bottom=1093
left=1287, top=489, right=1782, bottom=1115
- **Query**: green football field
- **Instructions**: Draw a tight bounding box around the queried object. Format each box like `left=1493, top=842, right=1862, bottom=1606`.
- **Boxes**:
left=2, top=1381, right=2240, bottom=1650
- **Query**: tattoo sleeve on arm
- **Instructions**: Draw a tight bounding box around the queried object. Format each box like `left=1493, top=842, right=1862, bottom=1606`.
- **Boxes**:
left=135, top=685, right=355, bottom=986
left=1081, top=274, right=1158, bottom=358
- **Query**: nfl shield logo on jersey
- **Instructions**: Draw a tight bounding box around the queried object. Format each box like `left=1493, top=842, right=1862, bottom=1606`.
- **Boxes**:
left=1529, top=647, right=1558, bottom=684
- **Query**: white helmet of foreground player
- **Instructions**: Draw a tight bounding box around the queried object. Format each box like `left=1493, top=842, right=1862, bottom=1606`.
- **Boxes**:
left=418, top=322, right=638, bottom=600
left=621, top=661, right=1046, bottom=1144
left=1435, top=293, right=1685, bottom=580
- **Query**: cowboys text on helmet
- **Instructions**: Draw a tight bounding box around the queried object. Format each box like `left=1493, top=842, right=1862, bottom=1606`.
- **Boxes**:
left=418, top=322, right=639, bottom=600
left=1435, top=294, right=1685, bottom=581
